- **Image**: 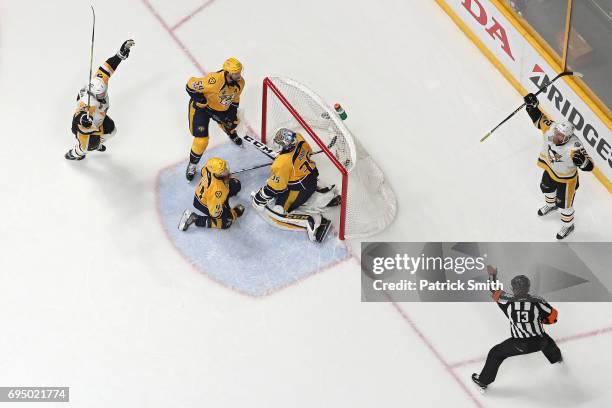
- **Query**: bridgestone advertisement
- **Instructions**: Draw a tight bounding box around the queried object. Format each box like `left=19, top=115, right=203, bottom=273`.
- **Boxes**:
left=439, top=0, right=612, bottom=185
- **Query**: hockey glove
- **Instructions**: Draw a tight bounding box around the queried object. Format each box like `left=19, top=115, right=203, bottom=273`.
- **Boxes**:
left=226, top=103, right=238, bottom=122
left=117, top=40, right=135, bottom=60
left=79, top=114, right=93, bottom=128
left=524, top=93, right=539, bottom=108
left=186, top=86, right=207, bottom=104
left=572, top=148, right=587, bottom=167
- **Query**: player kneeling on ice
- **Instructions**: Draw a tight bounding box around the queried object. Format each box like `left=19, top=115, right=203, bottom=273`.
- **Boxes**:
left=251, top=128, right=341, bottom=243
left=65, top=40, right=135, bottom=160
left=178, top=157, right=245, bottom=231
left=523, top=93, right=594, bottom=240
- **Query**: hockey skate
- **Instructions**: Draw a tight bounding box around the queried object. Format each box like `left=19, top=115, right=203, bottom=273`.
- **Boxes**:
left=186, top=163, right=197, bottom=182
left=556, top=223, right=575, bottom=240
left=306, top=215, right=332, bottom=243
left=97, top=144, right=106, bottom=152
left=471, top=374, right=487, bottom=394
left=65, top=150, right=85, bottom=161
left=178, top=209, right=199, bottom=231
left=537, top=204, right=557, bottom=216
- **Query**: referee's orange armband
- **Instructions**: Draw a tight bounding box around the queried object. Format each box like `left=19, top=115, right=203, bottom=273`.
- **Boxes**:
left=544, top=308, right=558, bottom=324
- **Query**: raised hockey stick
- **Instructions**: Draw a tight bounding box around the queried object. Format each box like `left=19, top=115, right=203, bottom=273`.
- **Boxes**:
left=480, top=71, right=583, bottom=142
left=86, top=6, right=96, bottom=117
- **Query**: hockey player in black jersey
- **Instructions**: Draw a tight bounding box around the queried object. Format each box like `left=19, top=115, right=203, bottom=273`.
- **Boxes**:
left=472, top=265, right=562, bottom=392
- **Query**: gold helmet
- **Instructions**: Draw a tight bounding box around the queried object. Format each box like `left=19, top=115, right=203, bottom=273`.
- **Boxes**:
left=223, top=57, right=243, bottom=74
left=205, top=157, right=229, bottom=178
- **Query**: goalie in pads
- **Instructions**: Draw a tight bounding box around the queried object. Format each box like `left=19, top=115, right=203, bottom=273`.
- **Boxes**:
left=251, top=128, right=340, bottom=242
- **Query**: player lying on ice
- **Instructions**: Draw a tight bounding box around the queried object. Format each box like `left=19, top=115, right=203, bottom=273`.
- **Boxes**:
left=178, top=157, right=245, bottom=231
left=251, top=128, right=341, bottom=243
left=65, top=40, right=135, bottom=160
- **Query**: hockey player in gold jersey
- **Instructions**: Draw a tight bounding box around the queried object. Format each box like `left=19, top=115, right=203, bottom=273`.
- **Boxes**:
left=524, top=93, right=594, bottom=240
left=178, top=157, right=245, bottom=231
left=65, top=40, right=135, bottom=160
left=184, top=58, right=245, bottom=181
left=251, top=128, right=340, bottom=242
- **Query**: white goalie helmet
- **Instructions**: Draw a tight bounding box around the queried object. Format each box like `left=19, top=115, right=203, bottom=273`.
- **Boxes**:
left=273, top=128, right=297, bottom=152
left=87, top=77, right=107, bottom=100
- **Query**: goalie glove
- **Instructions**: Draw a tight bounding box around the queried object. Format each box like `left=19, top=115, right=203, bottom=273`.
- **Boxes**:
left=117, top=39, right=135, bottom=60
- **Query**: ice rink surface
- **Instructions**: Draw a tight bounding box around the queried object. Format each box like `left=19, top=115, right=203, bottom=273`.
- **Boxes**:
left=1, top=0, right=611, bottom=407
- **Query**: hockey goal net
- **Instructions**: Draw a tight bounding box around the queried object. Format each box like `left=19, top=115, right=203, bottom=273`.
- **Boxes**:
left=261, top=76, right=396, bottom=240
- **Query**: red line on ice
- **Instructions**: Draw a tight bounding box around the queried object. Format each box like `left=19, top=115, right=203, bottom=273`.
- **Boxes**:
left=141, top=0, right=259, bottom=140
left=140, top=0, right=206, bottom=74
left=390, top=299, right=485, bottom=408
left=170, top=0, right=217, bottom=31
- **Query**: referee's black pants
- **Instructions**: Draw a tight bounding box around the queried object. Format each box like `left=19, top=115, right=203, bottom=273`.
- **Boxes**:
left=479, top=333, right=562, bottom=385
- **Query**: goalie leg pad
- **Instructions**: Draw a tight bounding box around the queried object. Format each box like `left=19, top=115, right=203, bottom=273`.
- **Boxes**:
left=258, top=205, right=330, bottom=242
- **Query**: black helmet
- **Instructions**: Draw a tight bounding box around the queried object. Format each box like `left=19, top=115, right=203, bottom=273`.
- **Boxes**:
left=511, top=275, right=531, bottom=296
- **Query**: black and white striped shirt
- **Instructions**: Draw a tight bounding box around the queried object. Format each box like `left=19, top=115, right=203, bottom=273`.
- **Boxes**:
left=495, top=294, right=558, bottom=339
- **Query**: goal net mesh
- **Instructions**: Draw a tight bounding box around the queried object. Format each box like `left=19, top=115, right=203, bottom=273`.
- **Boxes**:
left=262, top=76, right=396, bottom=239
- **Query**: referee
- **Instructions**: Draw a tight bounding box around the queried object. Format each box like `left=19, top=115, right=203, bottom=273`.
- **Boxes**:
left=472, top=265, right=563, bottom=391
